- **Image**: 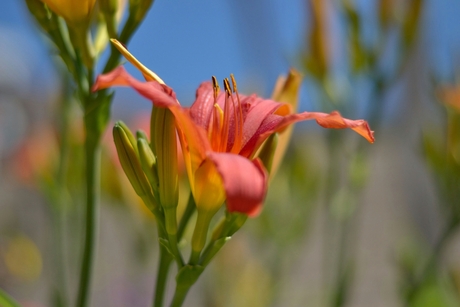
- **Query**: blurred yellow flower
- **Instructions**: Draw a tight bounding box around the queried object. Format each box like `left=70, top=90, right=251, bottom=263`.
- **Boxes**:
left=40, top=0, right=96, bottom=24
left=4, top=235, right=43, bottom=282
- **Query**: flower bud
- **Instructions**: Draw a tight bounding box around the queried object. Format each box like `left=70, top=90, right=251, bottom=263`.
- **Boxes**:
left=25, top=0, right=50, bottom=28
left=269, top=69, right=303, bottom=176
left=150, top=107, right=178, bottom=210
left=305, top=0, right=329, bottom=79
left=129, top=0, right=154, bottom=24
left=256, top=133, right=278, bottom=174
left=137, top=137, right=159, bottom=195
left=402, top=0, right=423, bottom=49
left=40, top=0, right=96, bottom=25
left=150, top=106, right=179, bottom=246
left=113, top=122, right=152, bottom=199
left=99, top=0, right=119, bottom=38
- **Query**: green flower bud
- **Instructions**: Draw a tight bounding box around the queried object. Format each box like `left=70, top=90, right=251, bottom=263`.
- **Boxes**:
left=99, top=0, right=119, bottom=38
left=113, top=121, right=151, bottom=199
left=257, top=133, right=278, bottom=174
left=137, top=137, right=159, bottom=195
left=150, top=107, right=178, bottom=211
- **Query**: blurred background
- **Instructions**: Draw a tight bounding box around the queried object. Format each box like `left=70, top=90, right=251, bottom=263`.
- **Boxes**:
left=1, top=0, right=460, bottom=306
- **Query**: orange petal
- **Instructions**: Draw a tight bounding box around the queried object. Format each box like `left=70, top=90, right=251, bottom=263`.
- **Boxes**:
left=208, top=153, right=268, bottom=217
left=264, top=110, right=375, bottom=144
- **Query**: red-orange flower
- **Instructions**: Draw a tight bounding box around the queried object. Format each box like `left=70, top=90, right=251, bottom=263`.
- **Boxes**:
left=93, top=66, right=374, bottom=218
left=93, top=41, right=374, bottom=220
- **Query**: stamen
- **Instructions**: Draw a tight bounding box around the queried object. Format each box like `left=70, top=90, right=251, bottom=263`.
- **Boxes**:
left=223, top=78, right=232, bottom=96
left=212, top=76, right=220, bottom=100
left=229, top=74, right=244, bottom=154
left=230, top=74, right=237, bottom=93
left=210, top=104, right=224, bottom=151
left=220, top=78, right=231, bottom=152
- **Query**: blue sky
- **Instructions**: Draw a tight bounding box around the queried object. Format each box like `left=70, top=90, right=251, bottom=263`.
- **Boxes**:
left=1, top=0, right=460, bottom=122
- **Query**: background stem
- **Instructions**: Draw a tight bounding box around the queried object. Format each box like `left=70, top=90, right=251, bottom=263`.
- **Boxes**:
left=153, top=244, right=173, bottom=307
left=169, top=284, right=191, bottom=307
left=76, top=130, right=101, bottom=307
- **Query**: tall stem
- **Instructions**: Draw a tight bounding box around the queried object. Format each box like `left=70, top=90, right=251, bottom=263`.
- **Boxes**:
left=177, top=194, right=196, bottom=241
left=76, top=129, right=101, bottom=307
left=406, top=220, right=458, bottom=303
left=153, top=248, right=172, bottom=307
left=153, top=241, right=173, bottom=307
left=152, top=194, right=194, bottom=307
left=169, top=284, right=192, bottom=307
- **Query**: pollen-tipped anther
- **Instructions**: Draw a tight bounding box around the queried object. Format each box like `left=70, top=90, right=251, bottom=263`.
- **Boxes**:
left=212, top=76, right=220, bottom=100
left=230, top=74, right=238, bottom=93
left=223, top=78, right=232, bottom=96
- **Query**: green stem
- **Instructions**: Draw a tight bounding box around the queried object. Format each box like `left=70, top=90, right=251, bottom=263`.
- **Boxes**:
left=151, top=194, right=195, bottom=307
left=153, top=249, right=172, bottom=307
left=189, top=211, right=213, bottom=265
left=51, top=85, right=72, bottom=307
left=0, top=288, right=21, bottom=307
left=76, top=132, right=101, bottom=307
left=177, top=194, right=196, bottom=241
left=153, top=226, right=173, bottom=307
left=102, top=16, right=137, bottom=74
left=164, top=208, right=184, bottom=267
left=331, top=217, right=352, bottom=307
left=169, top=284, right=192, bottom=307
left=406, top=220, right=459, bottom=303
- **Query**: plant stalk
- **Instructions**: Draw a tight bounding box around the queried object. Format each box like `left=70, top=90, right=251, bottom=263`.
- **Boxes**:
left=76, top=128, right=102, bottom=307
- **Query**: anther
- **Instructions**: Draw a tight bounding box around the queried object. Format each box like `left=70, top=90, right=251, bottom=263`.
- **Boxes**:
left=230, top=74, right=238, bottom=93
left=212, top=76, right=220, bottom=99
left=223, top=78, right=232, bottom=96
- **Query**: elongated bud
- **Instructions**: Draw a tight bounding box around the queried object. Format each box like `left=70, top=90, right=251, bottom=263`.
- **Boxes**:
left=99, top=0, right=119, bottom=38
left=136, top=130, right=149, bottom=143
left=117, top=121, right=138, bottom=151
left=129, top=0, right=154, bottom=24
left=25, top=0, right=50, bottom=28
left=402, top=0, right=423, bottom=49
left=68, top=25, right=95, bottom=69
left=305, top=0, right=329, bottom=79
left=378, top=0, right=393, bottom=29
left=40, top=0, right=96, bottom=25
left=137, top=137, right=159, bottom=195
left=270, top=69, right=303, bottom=176
left=257, top=133, right=278, bottom=174
left=150, top=107, right=178, bottom=210
left=113, top=122, right=151, bottom=198
left=150, top=106, right=180, bottom=252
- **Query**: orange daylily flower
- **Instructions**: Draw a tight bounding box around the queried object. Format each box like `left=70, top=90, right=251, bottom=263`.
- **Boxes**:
left=93, top=66, right=374, bottom=218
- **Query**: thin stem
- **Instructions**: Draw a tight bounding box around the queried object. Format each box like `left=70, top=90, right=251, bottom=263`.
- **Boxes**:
left=102, top=16, right=137, bottom=74
left=189, top=211, right=213, bottom=265
left=51, top=84, right=72, bottom=307
left=169, top=284, right=192, bottom=307
left=151, top=194, right=194, bottom=307
left=331, top=216, right=352, bottom=307
left=76, top=130, right=101, bottom=307
left=153, top=226, right=173, bottom=307
left=405, top=220, right=459, bottom=303
left=177, top=193, right=196, bottom=241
